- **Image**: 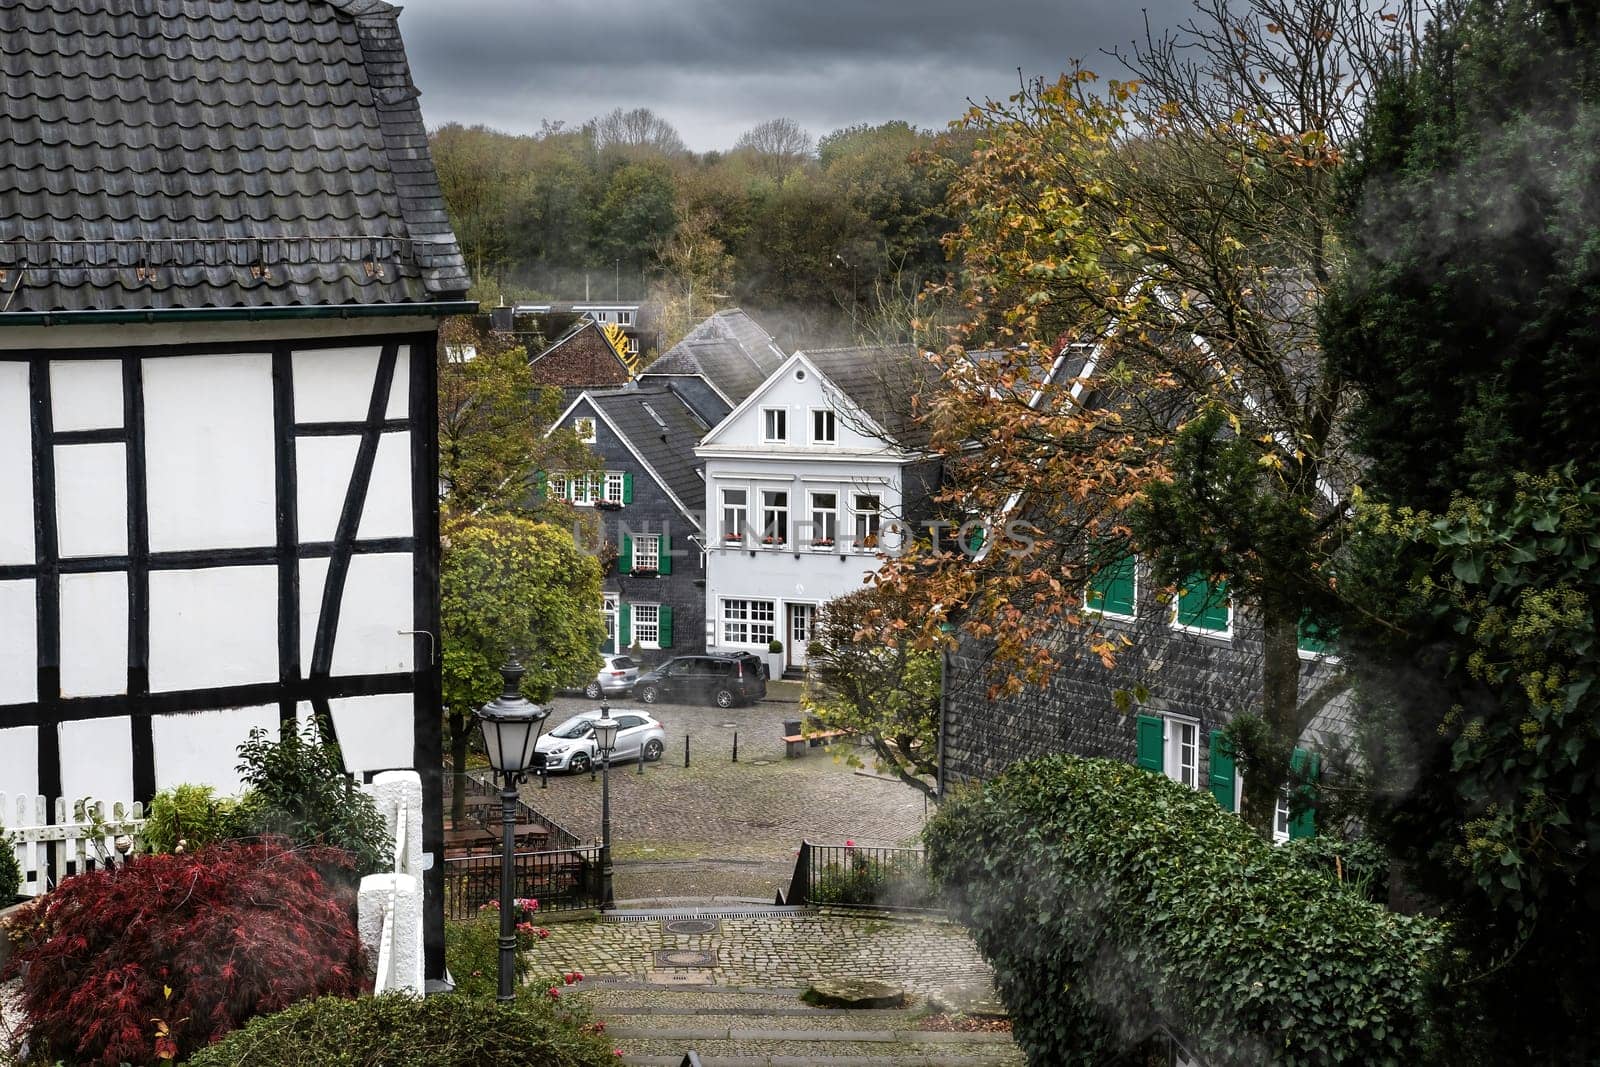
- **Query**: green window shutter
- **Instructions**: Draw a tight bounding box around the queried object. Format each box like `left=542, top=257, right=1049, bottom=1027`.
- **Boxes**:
left=1135, top=715, right=1164, bottom=772
left=1208, top=729, right=1236, bottom=811
left=1288, top=748, right=1320, bottom=839
left=619, top=603, right=631, bottom=648
left=533, top=471, right=548, bottom=500
left=620, top=534, right=633, bottom=574
left=659, top=605, right=673, bottom=648
left=1089, top=555, right=1136, bottom=616
left=965, top=523, right=985, bottom=554
left=1297, top=613, right=1334, bottom=654
left=1177, top=575, right=1230, bottom=632
left=658, top=532, right=672, bottom=575
left=623, top=471, right=634, bottom=504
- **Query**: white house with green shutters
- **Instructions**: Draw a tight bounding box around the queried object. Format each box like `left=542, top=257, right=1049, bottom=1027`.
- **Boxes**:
left=544, top=385, right=710, bottom=667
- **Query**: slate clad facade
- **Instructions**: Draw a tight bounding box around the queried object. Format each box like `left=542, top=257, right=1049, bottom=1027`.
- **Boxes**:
left=0, top=0, right=469, bottom=980
left=548, top=386, right=709, bottom=666
left=527, top=319, right=634, bottom=392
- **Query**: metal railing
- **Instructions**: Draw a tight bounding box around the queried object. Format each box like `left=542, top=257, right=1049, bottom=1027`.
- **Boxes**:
left=782, top=841, right=939, bottom=911
left=445, top=766, right=583, bottom=850
left=442, top=845, right=604, bottom=920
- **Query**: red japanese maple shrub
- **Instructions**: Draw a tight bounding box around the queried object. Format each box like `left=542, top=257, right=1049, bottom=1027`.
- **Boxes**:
left=2, top=841, right=366, bottom=1066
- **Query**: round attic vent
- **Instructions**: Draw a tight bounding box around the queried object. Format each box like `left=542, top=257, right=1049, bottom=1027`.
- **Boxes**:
left=795, top=368, right=807, bottom=381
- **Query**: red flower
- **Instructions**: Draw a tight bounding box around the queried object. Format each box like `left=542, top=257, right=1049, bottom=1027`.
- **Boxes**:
left=548, top=986, right=562, bottom=999
left=845, top=839, right=856, bottom=848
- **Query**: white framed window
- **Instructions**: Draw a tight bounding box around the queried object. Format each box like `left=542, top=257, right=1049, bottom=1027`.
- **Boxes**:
left=549, top=474, right=568, bottom=500
left=633, top=533, right=661, bottom=573
left=568, top=473, right=604, bottom=506
left=762, top=407, right=788, bottom=443
left=721, top=487, right=748, bottom=542
left=632, top=603, right=660, bottom=648
left=853, top=494, right=881, bottom=547
left=605, top=471, right=625, bottom=503
left=761, top=490, right=789, bottom=545
left=809, top=491, right=838, bottom=545
left=617, top=310, right=633, bottom=325
left=574, top=417, right=597, bottom=443
left=1164, top=716, right=1199, bottom=789
left=810, top=408, right=837, bottom=444
left=721, top=598, right=777, bottom=645
left=1172, top=575, right=1233, bottom=638
left=1273, top=793, right=1291, bottom=844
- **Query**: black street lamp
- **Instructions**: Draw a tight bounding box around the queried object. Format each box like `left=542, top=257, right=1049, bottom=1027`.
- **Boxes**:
left=592, top=704, right=620, bottom=910
left=474, top=660, right=549, bottom=1003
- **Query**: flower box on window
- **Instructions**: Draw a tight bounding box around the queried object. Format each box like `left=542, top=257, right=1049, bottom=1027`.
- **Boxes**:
left=811, top=538, right=835, bottom=548
left=593, top=500, right=622, bottom=511
left=631, top=567, right=658, bottom=578
left=858, top=534, right=879, bottom=549
left=761, top=535, right=787, bottom=546
left=723, top=533, right=743, bottom=543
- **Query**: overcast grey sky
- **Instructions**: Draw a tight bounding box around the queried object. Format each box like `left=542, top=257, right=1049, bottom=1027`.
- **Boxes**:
left=399, top=0, right=1192, bottom=151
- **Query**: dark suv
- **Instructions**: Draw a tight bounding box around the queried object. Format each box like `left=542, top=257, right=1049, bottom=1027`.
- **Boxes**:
left=635, top=654, right=768, bottom=708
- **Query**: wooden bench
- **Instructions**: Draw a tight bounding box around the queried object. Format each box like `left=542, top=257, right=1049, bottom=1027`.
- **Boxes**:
left=782, top=729, right=848, bottom=758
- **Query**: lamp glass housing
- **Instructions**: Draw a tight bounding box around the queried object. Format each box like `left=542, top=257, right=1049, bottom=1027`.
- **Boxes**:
left=592, top=716, right=620, bottom=755
left=476, top=663, right=549, bottom=775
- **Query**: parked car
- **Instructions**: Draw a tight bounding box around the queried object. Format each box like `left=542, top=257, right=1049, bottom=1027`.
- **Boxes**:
left=585, top=653, right=639, bottom=699
left=633, top=654, right=767, bottom=708
left=534, top=709, right=666, bottom=774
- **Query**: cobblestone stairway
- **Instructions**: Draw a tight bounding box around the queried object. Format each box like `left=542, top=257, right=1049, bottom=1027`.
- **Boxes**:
left=571, top=980, right=1025, bottom=1066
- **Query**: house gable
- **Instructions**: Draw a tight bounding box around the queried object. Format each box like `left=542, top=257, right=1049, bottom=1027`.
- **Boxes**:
left=528, top=321, right=633, bottom=389
left=698, top=353, right=903, bottom=457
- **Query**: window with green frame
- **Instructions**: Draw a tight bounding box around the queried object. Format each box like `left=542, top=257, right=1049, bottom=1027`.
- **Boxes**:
left=1174, top=574, right=1230, bottom=633
left=1085, top=554, right=1136, bottom=618
left=1297, top=614, right=1336, bottom=655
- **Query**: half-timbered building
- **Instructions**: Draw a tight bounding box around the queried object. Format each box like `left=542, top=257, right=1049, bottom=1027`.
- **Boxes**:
left=0, top=0, right=470, bottom=979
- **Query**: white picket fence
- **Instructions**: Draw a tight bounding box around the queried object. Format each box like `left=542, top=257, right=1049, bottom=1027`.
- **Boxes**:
left=2, top=794, right=147, bottom=898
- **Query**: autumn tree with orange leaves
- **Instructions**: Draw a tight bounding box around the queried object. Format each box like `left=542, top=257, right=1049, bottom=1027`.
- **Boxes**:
left=883, top=0, right=1418, bottom=832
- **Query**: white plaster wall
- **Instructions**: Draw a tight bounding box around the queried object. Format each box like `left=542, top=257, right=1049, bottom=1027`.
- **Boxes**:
left=0, top=580, right=37, bottom=705
left=705, top=356, right=901, bottom=456
left=357, top=431, right=413, bottom=540
left=0, top=726, right=39, bottom=800
left=151, top=705, right=278, bottom=793
left=57, top=717, right=134, bottom=804
left=59, top=571, right=128, bottom=698
left=0, top=362, right=35, bottom=565
left=328, top=693, right=416, bottom=774
left=386, top=346, right=411, bottom=420
left=49, top=359, right=123, bottom=432
left=298, top=553, right=412, bottom=676
left=144, top=353, right=276, bottom=552
left=54, top=442, right=127, bottom=558
left=148, top=566, right=278, bottom=691
left=293, top=346, right=382, bottom=423
left=295, top=435, right=360, bottom=543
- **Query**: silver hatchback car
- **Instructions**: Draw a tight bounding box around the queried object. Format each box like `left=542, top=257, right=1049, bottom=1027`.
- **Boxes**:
left=534, top=709, right=666, bottom=774
left=584, top=653, right=639, bottom=699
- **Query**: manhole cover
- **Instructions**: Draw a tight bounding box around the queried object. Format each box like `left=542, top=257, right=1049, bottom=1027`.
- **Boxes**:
left=654, top=949, right=716, bottom=967
left=720, top=722, right=738, bottom=728
left=745, top=759, right=773, bottom=767
left=662, top=918, right=719, bottom=935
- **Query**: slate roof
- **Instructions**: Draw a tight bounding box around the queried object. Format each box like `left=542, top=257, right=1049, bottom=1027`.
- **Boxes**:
left=0, top=0, right=468, bottom=313
left=802, top=344, right=943, bottom=451
left=586, top=385, right=710, bottom=516
left=640, top=309, right=786, bottom=406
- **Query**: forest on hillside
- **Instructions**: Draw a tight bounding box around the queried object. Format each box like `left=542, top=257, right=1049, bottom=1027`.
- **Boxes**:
left=428, top=110, right=972, bottom=351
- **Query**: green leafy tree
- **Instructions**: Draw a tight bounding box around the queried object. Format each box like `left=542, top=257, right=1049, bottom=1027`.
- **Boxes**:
left=801, top=587, right=942, bottom=799
left=440, top=515, right=604, bottom=822
left=437, top=318, right=595, bottom=518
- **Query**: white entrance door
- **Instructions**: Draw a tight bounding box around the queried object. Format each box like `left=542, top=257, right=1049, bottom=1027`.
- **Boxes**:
left=787, top=604, right=815, bottom=669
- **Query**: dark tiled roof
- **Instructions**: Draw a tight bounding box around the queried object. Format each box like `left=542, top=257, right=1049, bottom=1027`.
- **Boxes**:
left=641, top=309, right=785, bottom=406
left=587, top=386, right=709, bottom=518
left=0, top=0, right=468, bottom=313
left=802, top=345, right=943, bottom=451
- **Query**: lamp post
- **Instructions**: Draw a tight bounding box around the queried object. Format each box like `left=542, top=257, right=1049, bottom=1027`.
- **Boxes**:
left=474, top=660, right=549, bottom=1003
left=591, top=705, right=620, bottom=910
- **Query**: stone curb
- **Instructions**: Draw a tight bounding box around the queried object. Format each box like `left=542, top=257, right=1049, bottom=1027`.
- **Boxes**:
left=620, top=1056, right=1017, bottom=1066
left=608, top=1025, right=1014, bottom=1045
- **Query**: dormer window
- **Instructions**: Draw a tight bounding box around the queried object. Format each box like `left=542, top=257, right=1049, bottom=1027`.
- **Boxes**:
left=574, top=417, right=597, bottom=443
left=762, top=407, right=788, bottom=443
left=811, top=408, right=836, bottom=444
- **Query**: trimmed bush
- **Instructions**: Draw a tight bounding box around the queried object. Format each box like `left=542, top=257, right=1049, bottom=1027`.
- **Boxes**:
left=228, top=723, right=392, bottom=878
left=0, top=826, right=20, bottom=901
left=444, top=899, right=550, bottom=999
left=141, top=783, right=235, bottom=856
left=810, top=852, right=938, bottom=909
left=185, top=992, right=619, bottom=1067
left=925, top=756, right=1444, bottom=1066
left=2, top=841, right=365, bottom=1066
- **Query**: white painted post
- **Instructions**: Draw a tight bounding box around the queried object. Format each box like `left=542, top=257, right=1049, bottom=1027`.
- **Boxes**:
left=357, top=771, right=424, bottom=994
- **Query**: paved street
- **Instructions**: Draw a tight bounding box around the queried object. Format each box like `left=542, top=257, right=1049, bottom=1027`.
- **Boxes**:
left=518, top=692, right=934, bottom=902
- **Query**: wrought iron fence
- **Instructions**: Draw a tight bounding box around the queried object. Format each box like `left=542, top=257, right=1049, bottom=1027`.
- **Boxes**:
left=783, top=841, right=940, bottom=911
left=443, top=764, right=583, bottom=850
left=442, top=845, right=605, bottom=920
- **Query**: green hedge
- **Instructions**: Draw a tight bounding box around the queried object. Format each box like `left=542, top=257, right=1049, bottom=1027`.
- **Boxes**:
left=183, top=993, right=617, bottom=1067
left=0, top=827, right=19, bottom=900
left=925, top=757, right=1444, bottom=1066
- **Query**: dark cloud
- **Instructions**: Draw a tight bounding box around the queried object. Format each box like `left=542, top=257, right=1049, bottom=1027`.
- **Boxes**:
left=399, top=0, right=1192, bottom=150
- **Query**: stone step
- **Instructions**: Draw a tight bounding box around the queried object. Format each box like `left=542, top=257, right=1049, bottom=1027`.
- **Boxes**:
left=614, top=1035, right=1023, bottom=1066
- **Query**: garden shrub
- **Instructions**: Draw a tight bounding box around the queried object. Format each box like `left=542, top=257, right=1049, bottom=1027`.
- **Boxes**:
left=1281, top=833, right=1390, bottom=904
left=810, top=851, right=939, bottom=909
left=0, top=825, right=20, bottom=901
left=185, top=992, right=618, bottom=1067
left=140, top=783, right=234, bottom=856
left=444, top=898, right=550, bottom=998
left=925, top=756, right=1445, bottom=1067
left=227, top=723, right=392, bottom=878
left=2, top=841, right=365, bottom=1066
